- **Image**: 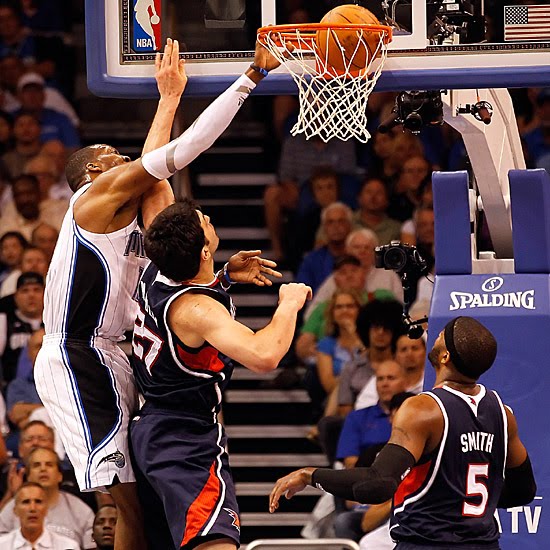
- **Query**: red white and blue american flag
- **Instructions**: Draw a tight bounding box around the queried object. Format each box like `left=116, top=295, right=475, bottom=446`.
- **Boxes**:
left=504, top=4, right=550, bottom=41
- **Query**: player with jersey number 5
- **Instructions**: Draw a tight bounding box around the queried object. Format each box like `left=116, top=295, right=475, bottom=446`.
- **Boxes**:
left=270, top=316, right=537, bottom=550
left=33, top=36, right=287, bottom=550
left=130, top=197, right=312, bottom=550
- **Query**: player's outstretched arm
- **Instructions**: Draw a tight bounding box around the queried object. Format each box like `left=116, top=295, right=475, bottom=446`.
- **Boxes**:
left=141, top=38, right=187, bottom=228
left=224, top=250, right=282, bottom=286
left=169, top=283, right=311, bottom=373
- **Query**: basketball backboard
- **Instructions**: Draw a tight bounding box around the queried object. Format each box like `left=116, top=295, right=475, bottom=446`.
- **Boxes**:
left=86, top=0, right=550, bottom=97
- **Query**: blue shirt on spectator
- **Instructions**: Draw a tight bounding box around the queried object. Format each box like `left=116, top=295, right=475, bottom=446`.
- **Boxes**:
left=316, top=336, right=353, bottom=376
left=15, top=108, right=80, bottom=148
left=296, top=246, right=335, bottom=293
left=336, top=403, right=391, bottom=460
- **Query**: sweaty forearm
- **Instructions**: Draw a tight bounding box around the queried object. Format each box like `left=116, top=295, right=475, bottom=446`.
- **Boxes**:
left=142, top=98, right=179, bottom=155
left=141, top=74, right=256, bottom=179
left=498, top=455, right=537, bottom=508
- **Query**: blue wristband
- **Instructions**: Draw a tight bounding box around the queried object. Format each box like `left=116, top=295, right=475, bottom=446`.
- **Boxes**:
left=250, top=63, right=269, bottom=77
left=223, top=263, right=235, bottom=285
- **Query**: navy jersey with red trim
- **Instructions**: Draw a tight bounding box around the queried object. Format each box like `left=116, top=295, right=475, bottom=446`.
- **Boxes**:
left=390, top=385, right=507, bottom=545
left=131, top=262, right=236, bottom=414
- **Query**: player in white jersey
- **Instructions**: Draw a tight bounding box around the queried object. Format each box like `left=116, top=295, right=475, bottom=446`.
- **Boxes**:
left=34, top=37, right=285, bottom=550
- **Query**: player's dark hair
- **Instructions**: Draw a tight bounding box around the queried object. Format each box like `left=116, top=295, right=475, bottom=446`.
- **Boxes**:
left=444, top=316, right=497, bottom=379
left=145, top=199, right=206, bottom=281
left=356, top=299, right=406, bottom=351
left=65, top=145, right=106, bottom=192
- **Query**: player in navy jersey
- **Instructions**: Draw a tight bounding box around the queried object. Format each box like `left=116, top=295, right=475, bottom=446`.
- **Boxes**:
left=130, top=198, right=312, bottom=550
left=269, top=316, right=536, bottom=549
left=34, top=38, right=287, bottom=550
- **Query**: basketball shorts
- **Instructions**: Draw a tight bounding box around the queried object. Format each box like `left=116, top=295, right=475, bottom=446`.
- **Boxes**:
left=34, top=335, right=138, bottom=491
left=130, top=407, right=240, bottom=549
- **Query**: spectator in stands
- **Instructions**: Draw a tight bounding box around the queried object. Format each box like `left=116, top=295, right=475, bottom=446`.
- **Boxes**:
left=369, top=130, right=397, bottom=182
left=0, top=110, right=13, bottom=154
left=394, top=334, right=425, bottom=393
left=1, top=112, right=42, bottom=179
left=523, top=87, right=550, bottom=167
left=31, top=222, right=57, bottom=262
left=306, top=228, right=403, bottom=317
left=24, top=155, right=69, bottom=219
left=20, top=0, right=65, bottom=34
left=400, top=181, right=433, bottom=244
left=307, top=289, right=364, bottom=421
left=332, top=361, right=408, bottom=541
left=296, top=255, right=367, bottom=363
left=16, top=73, right=80, bottom=150
left=353, top=178, right=401, bottom=246
left=0, top=447, right=95, bottom=548
left=387, top=155, right=431, bottom=222
left=0, top=231, right=26, bottom=284
left=0, top=244, right=47, bottom=297
left=0, top=420, right=55, bottom=510
left=0, top=482, right=78, bottom=549
left=296, top=202, right=353, bottom=292
left=0, top=4, right=36, bottom=65
left=0, top=174, right=65, bottom=239
left=317, top=299, right=404, bottom=464
left=92, top=505, right=117, bottom=550
left=415, top=206, right=435, bottom=272
left=6, top=327, right=44, bottom=430
left=385, top=132, right=425, bottom=186
left=40, top=139, right=72, bottom=199
left=0, top=272, right=43, bottom=386
left=265, top=134, right=357, bottom=260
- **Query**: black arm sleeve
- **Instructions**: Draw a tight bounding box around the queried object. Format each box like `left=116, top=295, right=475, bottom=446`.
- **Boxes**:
left=311, top=443, right=416, bottom=504
left=497, top=455, right=537, bottom=508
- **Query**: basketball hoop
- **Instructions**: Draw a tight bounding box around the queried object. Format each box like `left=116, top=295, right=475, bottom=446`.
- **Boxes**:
left=258, top=22, right=393, bottom=143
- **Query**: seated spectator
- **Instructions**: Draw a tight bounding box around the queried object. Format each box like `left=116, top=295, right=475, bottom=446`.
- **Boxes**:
left=20, top=0, right=64, bottom=34
left=7, top=328, right=45, bottom=431
left=0, top=231, right=26, bottom=284
left=0, top=174, right=65, bottom=239
left=387, top=155, right=431, bottom=222
left=296, top=255, right=367, bottom=363
left=385, top=132, right=425, bottom=186
left=24, top=154, right=68, bottom=213
left=0, top=482, right=78, bottom=549
left=0, top=245, right=47, bottom=297
left=523, top=88, right=550, bottom=167
left=40, top=140, right=72, bottom=200
left=0, top=4, right=36, bottom=66
left=306, top=228, right=403, bottom=317
left=31, top=222, right=58, bottom=262
left=415, top=206, right=435, bottom=273
left=15, top=73, right=80, bottom=150
left=92, top=505, right=117, bottom=550
left=354, top=333, right=425, bottom=411
left=0, top=110, right=13, bottom=154
left=265, top=133, right=357, bottom=260
left=0, top=447, right=94, bottom=547
left=352, top=178, right=401, bottom=246
left=400, top=181, right=433, bottom=244
left=307, top=289, right=364, bottom=421
left=296, top=202, right=353, bottom=293
left=1, top=112, right=42, bottom=180
left=0, top=272, right=43, bottom=386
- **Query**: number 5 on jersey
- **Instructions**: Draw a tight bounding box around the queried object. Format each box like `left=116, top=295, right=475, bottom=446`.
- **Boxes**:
left=133, top=307, right=163, bottom=373
left=463, top=463, right=489, bottom=517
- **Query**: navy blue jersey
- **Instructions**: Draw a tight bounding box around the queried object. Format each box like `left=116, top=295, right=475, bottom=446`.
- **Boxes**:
left=132, top=262, right=236, bottom=415
left=391, top=385, right=507, bottom=546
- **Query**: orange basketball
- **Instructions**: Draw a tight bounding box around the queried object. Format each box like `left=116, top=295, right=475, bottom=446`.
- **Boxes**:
left=315, top=4, right=382, bottom=76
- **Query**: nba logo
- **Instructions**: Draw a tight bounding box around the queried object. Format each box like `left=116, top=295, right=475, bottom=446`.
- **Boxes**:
left=132, top=0, right=162, bottom=52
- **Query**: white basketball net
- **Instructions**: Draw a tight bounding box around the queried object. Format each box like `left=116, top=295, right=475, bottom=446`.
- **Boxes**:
left=259, top=26, right=391, bottom=143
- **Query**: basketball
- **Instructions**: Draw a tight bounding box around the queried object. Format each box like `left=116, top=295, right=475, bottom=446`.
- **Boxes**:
left=315, top=4, right=381, bottom=76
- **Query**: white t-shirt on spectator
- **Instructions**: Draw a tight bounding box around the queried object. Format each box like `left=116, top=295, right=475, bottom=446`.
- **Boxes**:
left=0, top=526, right=78, bottom=550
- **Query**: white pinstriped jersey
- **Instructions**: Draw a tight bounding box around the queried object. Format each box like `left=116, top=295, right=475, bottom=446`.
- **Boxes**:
left=42, top=183, right=148, bottom=343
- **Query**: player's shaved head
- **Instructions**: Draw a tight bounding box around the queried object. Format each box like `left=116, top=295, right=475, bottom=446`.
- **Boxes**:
left=65, top=144, right=107, bottom=192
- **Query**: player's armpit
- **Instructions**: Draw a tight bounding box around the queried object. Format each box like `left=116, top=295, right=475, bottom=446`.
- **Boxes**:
left=168, top=293, right=279, bottom=372
left=388, top=394, right=443, bottom=461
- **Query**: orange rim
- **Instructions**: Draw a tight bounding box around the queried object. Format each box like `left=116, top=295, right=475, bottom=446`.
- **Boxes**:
left=257, top=22, right=393, bottom=48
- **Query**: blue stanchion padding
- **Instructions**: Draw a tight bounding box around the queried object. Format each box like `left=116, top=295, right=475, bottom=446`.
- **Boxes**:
left=510, top=169, right=550, bottom=273
left=426, top=273, right=548, bottom=549
left=433, top=171, right=471, bottom=275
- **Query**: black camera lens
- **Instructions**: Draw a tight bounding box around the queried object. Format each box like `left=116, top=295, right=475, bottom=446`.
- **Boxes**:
left=384, top=246, right=408, bottom=272
left=404, top=112, right=423, bottom=133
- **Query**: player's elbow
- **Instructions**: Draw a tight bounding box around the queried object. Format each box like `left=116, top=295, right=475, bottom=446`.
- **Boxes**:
left=245, top=350, right=281, bottom=373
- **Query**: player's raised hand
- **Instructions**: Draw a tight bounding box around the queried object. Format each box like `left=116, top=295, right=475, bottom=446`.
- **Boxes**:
left=226, top=250, right=283, bottom=287
left=269, top=467, right=316, bottom=513
left=278, top=283, right=312, bottom=310
left=155, top=37, right=187, bottom=100
left=253, top=35, right=294, bottom=73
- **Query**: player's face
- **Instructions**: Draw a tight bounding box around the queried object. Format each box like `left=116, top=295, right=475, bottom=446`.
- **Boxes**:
left=93, top=507, right=117, bottom=547
left=428, top=330, right=446, bottom=368
left=196, top=210, right=219, bottom=254
left=14, top=486, right=47, bottom=529
left=94, top=145, right=131, bottom=172
left=26, top=449, right=63, bottom=490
